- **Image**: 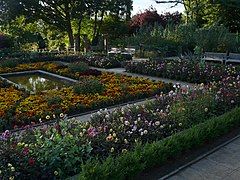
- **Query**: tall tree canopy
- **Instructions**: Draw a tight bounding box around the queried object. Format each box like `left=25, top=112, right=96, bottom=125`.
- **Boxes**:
left=155, top=0, right=240, bottom=32
left=0, top=0, right=133, bottom=49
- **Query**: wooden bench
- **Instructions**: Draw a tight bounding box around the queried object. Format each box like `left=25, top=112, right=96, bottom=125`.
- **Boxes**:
left=202, top=52, right=227, bottom=64
left=226, top=53, right=240, bottom=64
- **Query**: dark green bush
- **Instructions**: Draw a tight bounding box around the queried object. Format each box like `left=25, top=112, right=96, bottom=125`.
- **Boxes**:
left=68, top=62, right=89, bottom=73
left=0, top=33, right=13, bottom=49
left=73, top=78, right=104, bottom=95
left=0, top=58, right=19, bottom=68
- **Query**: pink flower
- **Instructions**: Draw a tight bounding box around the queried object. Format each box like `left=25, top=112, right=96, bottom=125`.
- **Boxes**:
left=178, top=107, right=182, bottom=113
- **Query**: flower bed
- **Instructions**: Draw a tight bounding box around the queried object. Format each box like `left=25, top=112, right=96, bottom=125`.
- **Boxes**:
left=0, top=62, right=171, bottom=131
left=1, top=80, right=240, bottom=179
left=125, top=60, right=240, bottom=83
left=0, top=53, right=125, bottom=69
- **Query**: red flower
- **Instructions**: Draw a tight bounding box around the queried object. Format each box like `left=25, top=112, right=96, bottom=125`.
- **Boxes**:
left=31, top=121, right=36, bottom=125
left=13, top=125, right=18, bottom=130
left=28, top=159, right=35, bottom=166
left=24, top=147, right=29, bottom=153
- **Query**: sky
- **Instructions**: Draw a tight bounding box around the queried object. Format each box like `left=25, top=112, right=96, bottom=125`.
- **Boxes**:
left=132, top=0, right=185, bottom=15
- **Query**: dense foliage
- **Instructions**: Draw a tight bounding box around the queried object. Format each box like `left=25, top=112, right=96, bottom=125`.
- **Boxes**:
left=130, top=9, right=182, bottom=34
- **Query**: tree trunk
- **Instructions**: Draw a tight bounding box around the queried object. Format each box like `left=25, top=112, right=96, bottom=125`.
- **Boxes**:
left=65, top=2, right=74, bottom=49
left=75, top=18, right=83, bottom=52
left=92, top=11, right=98, bottom=46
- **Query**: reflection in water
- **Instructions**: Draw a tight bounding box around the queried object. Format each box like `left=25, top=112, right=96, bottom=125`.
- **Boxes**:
left=6, top=73, right=71, bottom=93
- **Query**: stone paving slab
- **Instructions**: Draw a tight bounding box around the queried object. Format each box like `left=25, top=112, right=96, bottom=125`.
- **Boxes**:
left=164, top=136, right=240, bottom=180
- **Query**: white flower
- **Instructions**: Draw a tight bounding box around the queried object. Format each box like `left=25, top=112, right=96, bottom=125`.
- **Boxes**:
left=124, top=121, right=130, bottom=126
left=132, top=125, right=137, bottom=131
left=143, top=130, right=148, bottom=134
left=140, top=132, right=144, bottom=136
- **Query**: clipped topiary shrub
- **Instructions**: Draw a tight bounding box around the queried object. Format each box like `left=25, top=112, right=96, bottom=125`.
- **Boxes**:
left=73, top=78, right=104, bottom=95
left=68, top=62, right=89, bottom=73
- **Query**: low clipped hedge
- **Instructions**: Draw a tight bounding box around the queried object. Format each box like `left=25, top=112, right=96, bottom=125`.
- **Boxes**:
left=75, top=107, right=240, bottom=179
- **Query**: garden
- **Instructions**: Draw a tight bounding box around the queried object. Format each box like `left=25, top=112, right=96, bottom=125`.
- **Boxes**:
left=0, top=61, right=171, bottom=131
left=1, top=0, right=240, bottom=179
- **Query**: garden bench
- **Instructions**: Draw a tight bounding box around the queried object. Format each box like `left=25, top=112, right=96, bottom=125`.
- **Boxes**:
left=226, top=53, right=240, bottom=64
left=202, top=52, right=227, bottom=64
left=107, top=47, right=121, bottom=55
left=121, top=48, right=136, bottom=56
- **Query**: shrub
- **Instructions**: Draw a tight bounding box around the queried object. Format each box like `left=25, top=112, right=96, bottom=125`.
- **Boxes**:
left=0, top=58, right=19, bottom=68
left=68, top=62, right=89, bottom=73
left=0, top=33, right=13, bottom=49
left=73, top=78, right=104, bottom=95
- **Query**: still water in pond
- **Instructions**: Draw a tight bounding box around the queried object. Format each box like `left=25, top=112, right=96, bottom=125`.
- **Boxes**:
left=6, top=73, right=72, bottom=93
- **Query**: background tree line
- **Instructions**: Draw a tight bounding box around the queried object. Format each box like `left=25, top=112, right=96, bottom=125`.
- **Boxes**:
left=0, top=0, right=239, bottom=51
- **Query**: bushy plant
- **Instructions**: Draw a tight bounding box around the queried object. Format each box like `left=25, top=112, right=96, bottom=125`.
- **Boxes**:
left=0, top=58, right=19, bottom=68
left=0, top=33, right=13, bottom=49
left=68, top=62, right=89, bottom=73
left=73, top=78, right=104, bottom=95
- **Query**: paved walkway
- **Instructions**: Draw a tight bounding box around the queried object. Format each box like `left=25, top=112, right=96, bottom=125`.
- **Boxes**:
left=162, top=135, right=240, bottom=180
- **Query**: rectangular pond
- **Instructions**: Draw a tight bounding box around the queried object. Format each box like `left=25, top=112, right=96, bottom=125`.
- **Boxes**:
left=0, top=70, right=78, bottom=93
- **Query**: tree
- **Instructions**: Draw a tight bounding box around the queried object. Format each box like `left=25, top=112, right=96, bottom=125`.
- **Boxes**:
left=155, top=0, right=213, bottom=26
left=130, top=9, right=182, bottom=33
left=90, top=0, right=133, bottom=45
left=1, top=0, right=133, bottom=49
left=215, top=0, right=240, bottom=32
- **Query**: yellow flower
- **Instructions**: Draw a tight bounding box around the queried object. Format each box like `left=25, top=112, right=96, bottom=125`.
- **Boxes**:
left=39, top=118, right=42, bottom=123
left=53, top=114, right=56, bottom=118
left=111, top=147, right=115, bottom=153
left=155, top=121, right=160, bottom=126
left=109, top=128, right=113, bottom=132
left=54, top=171, right=59, bottom=176
left=124, top=139, right=128, bottom=144
left=8, top=163, right=12, bottom=167
left=122, top=149, right=128, bottom=153
left=179, top=123, right=182, bottom=126
left=9, top=176, right=14, bottom=180
left=106, top=135, right=113, bottom=141
left=113, top=133, right=117, bottom=137
left=11, top=167, right=15, bottom=172
left=46, top=115, right=50, bottom=120
left=60, top=113, right=64, bottom=118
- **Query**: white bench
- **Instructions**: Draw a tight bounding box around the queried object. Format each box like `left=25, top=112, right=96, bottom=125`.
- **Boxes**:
left=202, top=52, right=227, bottom=64
left=121, top=48, right=136, bottom=56
left=226, top=53, right=240, bottom=64
left=107, top=48, right=121, bottom=55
